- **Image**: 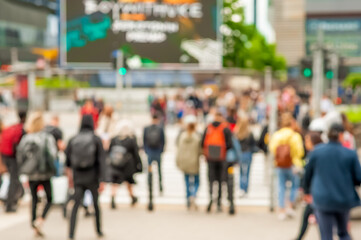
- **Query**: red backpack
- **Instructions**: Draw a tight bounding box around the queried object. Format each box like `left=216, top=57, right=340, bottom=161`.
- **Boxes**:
left=203, top=123, right=228, bottom=161
left=0, top=123, right=24, bottom=157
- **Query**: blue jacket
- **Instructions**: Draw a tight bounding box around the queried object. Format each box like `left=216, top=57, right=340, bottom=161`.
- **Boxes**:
left=304, top=142, right=361, bottom=212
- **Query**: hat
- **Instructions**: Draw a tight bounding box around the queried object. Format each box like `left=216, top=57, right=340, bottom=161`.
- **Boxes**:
left=184, top=115, right=197, bottom=125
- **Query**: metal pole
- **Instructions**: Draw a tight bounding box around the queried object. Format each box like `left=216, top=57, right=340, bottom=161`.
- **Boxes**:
left=116, top=50, right=124, bottom=90
left=268, top=92, right=278, bottom=212
left=254, top=0, right=257, bottom=27
left=312, top=30, right=324, bottom=118
left=331, top=53, right=339, bottom=101
left=265, top=66, right=272, bottom=98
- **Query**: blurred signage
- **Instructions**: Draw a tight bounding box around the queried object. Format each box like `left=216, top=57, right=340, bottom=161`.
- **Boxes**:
left=14, top=0, right=57, bottom=10
left=306, top=18, right=361, bottom=58
left=60, top=0, right=221, bottom=69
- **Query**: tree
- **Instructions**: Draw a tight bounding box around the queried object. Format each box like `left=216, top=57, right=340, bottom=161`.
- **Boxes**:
left=222, top=0, right=286, bottom=72
left=343, top=73, right=361, bottom=89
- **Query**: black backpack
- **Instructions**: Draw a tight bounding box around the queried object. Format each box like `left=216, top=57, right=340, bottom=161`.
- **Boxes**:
left=70, top=132, right=96, bottom=170
left=109, top=140, right=133, bottom=169
left=146, top=125, right=162, bottom=149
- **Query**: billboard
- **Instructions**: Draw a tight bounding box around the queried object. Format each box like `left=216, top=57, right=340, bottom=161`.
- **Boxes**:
left=306, top=18, right=361, bottom=58
left=60, top=0, right=222, bottom=69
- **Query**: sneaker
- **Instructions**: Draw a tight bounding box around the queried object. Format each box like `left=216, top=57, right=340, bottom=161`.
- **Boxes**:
left=131, top=196, right=138, bottom=206
left=286, top=208, right=296, bottom=218
left=148, top=203, right=154, bottom=211
left=278, top=213, right=287, bottom=221
left=239, top=190, right=247, bottom=198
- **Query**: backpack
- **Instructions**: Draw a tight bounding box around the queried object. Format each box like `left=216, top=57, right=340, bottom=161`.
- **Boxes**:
left=275, top=143, right=292, bottom=168
left=203, top=123, right=227, bottom=161
left=19, top=134, right=56, bottom=176
left=109, top=140, right=133, bottom=169
left=146, top=125, right=162, bottom=149
left=70, top=132, right=96, bottom=170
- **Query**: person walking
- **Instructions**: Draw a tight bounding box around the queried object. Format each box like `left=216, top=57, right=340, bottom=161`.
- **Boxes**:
left=65, top=115, right=106, bottom=240
left=295, top=131, right=323, bottom=240
left=304, top=123, right=361, bottom=240
left=17, top=112, right=57, bottom=237
left=269, top=112, right=304, bottom=220
left=202, top=111, right=233, bottom=213
left=0, top=111, right=27, bottom=213
left=176, top=115, right=201, bottom=210
left=234, top=115, right=257, bottom=197
left=108, top=120, right=142, bottom=209
left=44, top=115, right=65, bottom=176
left=143, top=114, right=165, bottom=210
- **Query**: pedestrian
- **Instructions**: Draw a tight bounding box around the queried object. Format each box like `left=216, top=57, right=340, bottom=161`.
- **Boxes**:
left=269, top=112, right=304, bottom=220
left=202, top=111, right=233, bottom=213
left=304, top=123, right=361, bottom=240
left=0, top=111, right=27, bottom=213
left=96, top=104, right=118, bottom=150
left=176, top=115, right=201, bottom=210
left=44, top=115, right=65, bottom=176
left=234, top=115, right=257, bottom=197
left=17, top=112, right=57, bottom=237
left=295, top=131, right=323, bottom=240
left=341, top=113, right=356, bottom=150
left=0, top=118, right=6, bottom=191
left=108, top=120, right=142, bottom=209
left=80, top=99, right=99, bottom=129
left=65, top=115, right=106, bottom=240
left=144, top=114, right=165, bottom=190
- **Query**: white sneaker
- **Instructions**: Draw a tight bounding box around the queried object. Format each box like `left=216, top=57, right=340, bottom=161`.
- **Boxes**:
left=286, top=208, right=296, bottom=218
left=278, top=213, right=287, bottom=221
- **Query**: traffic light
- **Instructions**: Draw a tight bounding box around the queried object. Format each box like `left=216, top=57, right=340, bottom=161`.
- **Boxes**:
left=323, top=50, right=333, bottom=80
left=111, top=50, right=129, bottom=75
left=300, top=57, right=313, bottom=79
left=118, top=67, right=127, bottom=75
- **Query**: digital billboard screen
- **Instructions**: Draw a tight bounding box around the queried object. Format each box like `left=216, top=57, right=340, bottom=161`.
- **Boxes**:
left=60, top=0, right=222, bottom=69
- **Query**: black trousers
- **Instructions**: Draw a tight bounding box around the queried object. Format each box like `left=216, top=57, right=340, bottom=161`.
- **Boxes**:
left=69, top=183, right=101, bottom=239
left=208, top=161, right=228, bottom=204
left=296, top=204, right=314, bottom=240
left=29, top=180, right=52, bottom=225
left=3, top=155, right=23, bottom=210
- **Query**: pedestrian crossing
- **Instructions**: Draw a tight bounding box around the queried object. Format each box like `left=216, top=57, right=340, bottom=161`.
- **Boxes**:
left=101, top=124, right=271, bottom=207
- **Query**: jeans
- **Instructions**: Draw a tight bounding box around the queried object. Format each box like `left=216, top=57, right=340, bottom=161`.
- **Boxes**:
left=277, top=168, right=299, bottom=208
left=29, top=180, right=52, bottom=226
left=69, top=183, right=102, bottom=239
left=185, top=174, right=200, bottom=199
left=315, top=209, right=351, bottom=240
left=147, top=152, right=163, bottom=191
left=239, top=152, right=253, bottom=193
left=3, top=155, right=23, bottom=210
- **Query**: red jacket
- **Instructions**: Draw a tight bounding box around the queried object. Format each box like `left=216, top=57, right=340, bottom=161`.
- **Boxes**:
left=0, top=123, right=25, bottom=157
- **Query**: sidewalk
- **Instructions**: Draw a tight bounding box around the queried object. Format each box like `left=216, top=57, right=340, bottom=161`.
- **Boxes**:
left=1, top=204, right=361, bottom=240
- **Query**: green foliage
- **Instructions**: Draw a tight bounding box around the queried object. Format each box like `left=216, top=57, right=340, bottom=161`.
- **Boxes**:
left=343, top=73, right=361, bottom=89
left=222, top=0, right=286, bottom=72
left=344, top=107, right=361, bottom=124
left=36, top=77, right=89, bottom=89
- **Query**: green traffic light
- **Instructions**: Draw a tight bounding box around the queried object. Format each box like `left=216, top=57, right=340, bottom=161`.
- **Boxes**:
left=118, top=68, right=127, bottom=75
left=303, top=68, right=312, bottom=78
left=326, top=70, right=334, bottom=79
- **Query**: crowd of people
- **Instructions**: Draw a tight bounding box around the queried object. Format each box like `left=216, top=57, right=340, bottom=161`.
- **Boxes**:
left=0, top=85, right=360, bottom=240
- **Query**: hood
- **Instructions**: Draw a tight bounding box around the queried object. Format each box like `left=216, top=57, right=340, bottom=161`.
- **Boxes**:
left=212, top=121, right=222, bottom=127
left=80, top=114, right=94, bottom=131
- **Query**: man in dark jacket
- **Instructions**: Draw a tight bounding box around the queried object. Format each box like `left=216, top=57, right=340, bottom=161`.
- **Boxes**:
left=143, top=114, right=165, bottom=211
left=65, top=115, right=106, bottom=240
left=0, top=111, right=26, bottom=212
left=304, top=123, right=361, bottom=240
left=202, top=111, right=233, bottom=213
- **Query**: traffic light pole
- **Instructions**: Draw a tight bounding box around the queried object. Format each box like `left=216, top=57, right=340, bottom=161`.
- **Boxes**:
left=331, top=53, right=339, bottom=101
left=116, top=50, right=124, bottom=90
left=312, top=30, right=324, bottom=119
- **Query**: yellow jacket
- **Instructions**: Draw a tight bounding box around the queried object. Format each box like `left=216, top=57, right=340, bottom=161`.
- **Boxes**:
left=269, top=128, right=305, bottom=168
